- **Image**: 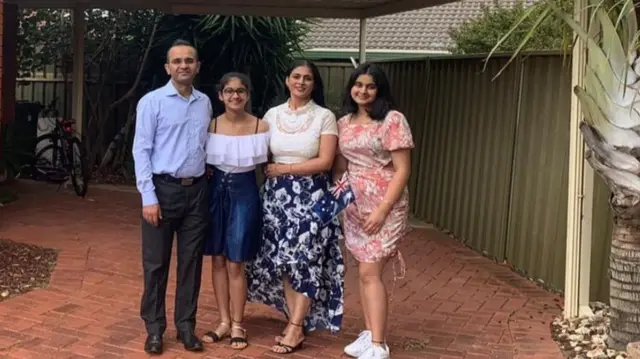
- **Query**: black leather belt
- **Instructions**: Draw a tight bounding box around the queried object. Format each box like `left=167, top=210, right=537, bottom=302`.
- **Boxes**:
left=153, top=173, right=204, bottom=186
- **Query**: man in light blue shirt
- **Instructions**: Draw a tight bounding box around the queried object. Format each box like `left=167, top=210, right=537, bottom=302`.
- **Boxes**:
left=132, top=39, right=212, bottom=355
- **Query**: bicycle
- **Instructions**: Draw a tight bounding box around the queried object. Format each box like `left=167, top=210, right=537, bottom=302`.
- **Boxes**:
left=29, top=99, right=89, bottom=197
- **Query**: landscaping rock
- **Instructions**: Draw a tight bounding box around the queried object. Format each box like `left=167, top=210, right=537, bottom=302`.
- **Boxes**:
left=0, top=239, right=58, bottom=302
left=552, top=302, right=628, bottom=359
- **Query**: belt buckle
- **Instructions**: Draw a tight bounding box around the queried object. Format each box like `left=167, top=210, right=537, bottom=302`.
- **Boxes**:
left=180, top=177, right=194, bottom=186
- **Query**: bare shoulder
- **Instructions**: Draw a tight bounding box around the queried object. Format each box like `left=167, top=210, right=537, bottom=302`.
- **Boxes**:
left=257, top=118, right=270, bottom=133
left=208, top=116, right=219, bottom=133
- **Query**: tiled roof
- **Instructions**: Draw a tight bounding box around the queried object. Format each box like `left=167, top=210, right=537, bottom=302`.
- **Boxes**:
left=304, top=0, right=538, bottom=52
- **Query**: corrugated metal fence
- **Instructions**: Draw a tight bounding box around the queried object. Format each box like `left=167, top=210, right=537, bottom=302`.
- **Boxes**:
left=16, top=54, right=613, bottom=301
left=377, top=53, right=611, bottom=301
left=312, top=54, right=612, bottom=301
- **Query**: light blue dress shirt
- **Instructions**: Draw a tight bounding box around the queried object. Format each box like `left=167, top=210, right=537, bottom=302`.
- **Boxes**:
left=132, top=80, right=212, bottom=206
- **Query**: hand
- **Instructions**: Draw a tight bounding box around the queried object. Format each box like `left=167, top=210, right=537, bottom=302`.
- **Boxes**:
left=142, top=204, right=162, bottom=227
left=363, top=206, right=390, bottom=235
left=265, top=164, right=285, bottom=178
left=206, top=167, right=214, bottom=179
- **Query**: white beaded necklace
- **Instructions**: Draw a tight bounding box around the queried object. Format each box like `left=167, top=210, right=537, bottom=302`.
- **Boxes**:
left=276, top=99, right=315, bottom=134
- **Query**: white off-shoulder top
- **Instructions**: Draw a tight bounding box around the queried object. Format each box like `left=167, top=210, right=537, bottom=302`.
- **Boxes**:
left=205, top=121, right=270, bottom=173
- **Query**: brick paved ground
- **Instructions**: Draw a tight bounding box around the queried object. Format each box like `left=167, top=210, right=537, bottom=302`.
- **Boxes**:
left=0, top=181, right=565, bottom=359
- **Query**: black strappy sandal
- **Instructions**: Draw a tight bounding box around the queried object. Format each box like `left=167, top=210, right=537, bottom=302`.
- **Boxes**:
left=274, top=326, right=308, bottom=343
left=202, top=322, right=230, bottom=343
left=271, top=322, right=305, bottom=354
left=230, top=320, right=248, bottom=350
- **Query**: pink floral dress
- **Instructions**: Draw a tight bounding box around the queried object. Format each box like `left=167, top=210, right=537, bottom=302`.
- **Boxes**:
left=338, top=110, right=415, bottom=263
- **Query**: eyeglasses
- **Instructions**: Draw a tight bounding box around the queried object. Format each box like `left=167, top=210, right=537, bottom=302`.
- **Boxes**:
left=222, top=88, right=248, bottom=96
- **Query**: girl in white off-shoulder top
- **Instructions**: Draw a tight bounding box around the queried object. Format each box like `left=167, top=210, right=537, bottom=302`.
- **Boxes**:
left=201, top=72, right=270, bottom=350
left=246, top=60, right=345, bottom=355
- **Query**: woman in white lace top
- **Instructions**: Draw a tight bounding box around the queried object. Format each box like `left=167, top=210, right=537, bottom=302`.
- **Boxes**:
left=246, top=60, right=345, bottom=354
left=201, top=72, right=270, bottom=350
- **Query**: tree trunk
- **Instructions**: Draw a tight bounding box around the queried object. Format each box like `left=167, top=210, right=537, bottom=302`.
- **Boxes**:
left=608, top=216, right=640, bottom=350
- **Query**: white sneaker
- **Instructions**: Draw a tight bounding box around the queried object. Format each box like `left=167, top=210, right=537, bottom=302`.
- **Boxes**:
left=357, top=344, right=390, bottom=359
left=344, top=330, right=372, bottom=357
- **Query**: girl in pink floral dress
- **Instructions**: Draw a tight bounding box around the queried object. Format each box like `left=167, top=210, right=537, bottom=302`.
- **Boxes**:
left=334, top=63, right=414, bottom=359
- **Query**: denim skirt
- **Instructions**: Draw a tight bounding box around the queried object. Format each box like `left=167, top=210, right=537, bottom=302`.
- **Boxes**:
left=204, top=167, right=262, bottom=262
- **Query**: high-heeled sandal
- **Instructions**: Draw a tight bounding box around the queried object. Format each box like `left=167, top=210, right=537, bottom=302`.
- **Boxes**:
left=230, top=320, right=248, bottom=350
left=202, top=322, right=230, bottom=343
left=274, top=326, right=308, bottom=343
left=271, top=322, right=305, bottom=354
left=274, top=315, right=307, bottom=343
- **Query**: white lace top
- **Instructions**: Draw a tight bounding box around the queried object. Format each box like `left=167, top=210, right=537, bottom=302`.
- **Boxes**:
left=205, top=132, right=270, bottom=173
left=264, top=100, right=338, bottom=164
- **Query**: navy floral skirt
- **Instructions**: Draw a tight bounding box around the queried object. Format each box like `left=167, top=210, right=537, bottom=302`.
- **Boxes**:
left=246, top=172, right=345, bottom=333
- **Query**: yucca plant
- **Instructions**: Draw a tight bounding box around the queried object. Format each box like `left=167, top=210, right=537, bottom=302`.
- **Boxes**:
left=489, top=0, right=640, bottom=349
left=149, top=15, right=310, bottom=117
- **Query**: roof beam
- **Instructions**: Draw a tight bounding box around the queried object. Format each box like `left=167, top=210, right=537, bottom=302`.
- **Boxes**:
left=360, top=0, right=453, bottom=18
left=168, top=4, right=362, bottom=18
left=11, top=0, right=361, bottom=18
left=6, top=0, right=457, bottom=18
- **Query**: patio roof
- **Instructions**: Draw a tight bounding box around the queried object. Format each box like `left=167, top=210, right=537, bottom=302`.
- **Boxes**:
left=9, top=0, right=458, bottom=18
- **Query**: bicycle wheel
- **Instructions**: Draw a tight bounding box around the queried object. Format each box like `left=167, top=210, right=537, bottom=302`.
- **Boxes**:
left=33, top=143, right=68, bottom=182
left=34, top=134, right=64, bottom=169
left=67, top=137, right=89, bottom=197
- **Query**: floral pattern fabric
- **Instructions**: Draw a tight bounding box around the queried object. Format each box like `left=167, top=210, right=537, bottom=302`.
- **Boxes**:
left=246, top=173, right=345, bottom=333
left=337, top=110, right=415, bottom=262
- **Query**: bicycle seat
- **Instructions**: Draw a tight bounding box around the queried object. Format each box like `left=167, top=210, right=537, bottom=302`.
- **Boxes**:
left=59, top=119, right=76, bottom=134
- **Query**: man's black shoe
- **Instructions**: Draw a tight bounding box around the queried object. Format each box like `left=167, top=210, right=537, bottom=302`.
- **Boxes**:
left=176, top=331, right=204, bottom=352
left=144, top=334, right=163, bottom=355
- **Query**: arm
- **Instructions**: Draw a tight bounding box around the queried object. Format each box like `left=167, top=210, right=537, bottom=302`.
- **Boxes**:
left=255, top=119, right=271, bottom=179
left=257, top=119, right=270, bottom=133
left=266, top=111, right=338, bottom=176
left=267, top=135, right=337, bottom=176
left=377, top=150, right=411, bottom=213
left=332, top=154, right=348, bottom=182
left=290, top=134, right=337, bottom=175
left=333, top=153, right=349, bottom=182
left=331, top=117, right=348, bottom=181
left=363, top=111, right=415, bottom=234
left=132, top=97, right=158, bottom=206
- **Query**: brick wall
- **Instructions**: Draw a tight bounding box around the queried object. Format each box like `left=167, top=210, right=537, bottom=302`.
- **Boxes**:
left=0, top=1, right=18, bottom=125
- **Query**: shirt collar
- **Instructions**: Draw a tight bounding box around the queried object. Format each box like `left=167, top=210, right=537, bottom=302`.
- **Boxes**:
left=161, top=80, right=203, bottom=100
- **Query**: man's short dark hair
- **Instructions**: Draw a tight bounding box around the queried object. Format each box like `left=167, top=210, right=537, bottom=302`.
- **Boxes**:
left=166, top=39, right=198, bottom=62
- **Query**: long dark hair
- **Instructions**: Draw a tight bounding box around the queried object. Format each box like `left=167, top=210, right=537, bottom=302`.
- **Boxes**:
left=342, top=63, right=396, bottom=121
left=284, top=60, right=326, bottom=107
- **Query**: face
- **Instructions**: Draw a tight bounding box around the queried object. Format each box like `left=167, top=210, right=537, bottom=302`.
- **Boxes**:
left=218, top=78, right=249, bottom=112
left=350, top=74, right=378, bottom=107
left=165, top=45, right=200, bottom=85
left=285, top=65, right=314, bottom=100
